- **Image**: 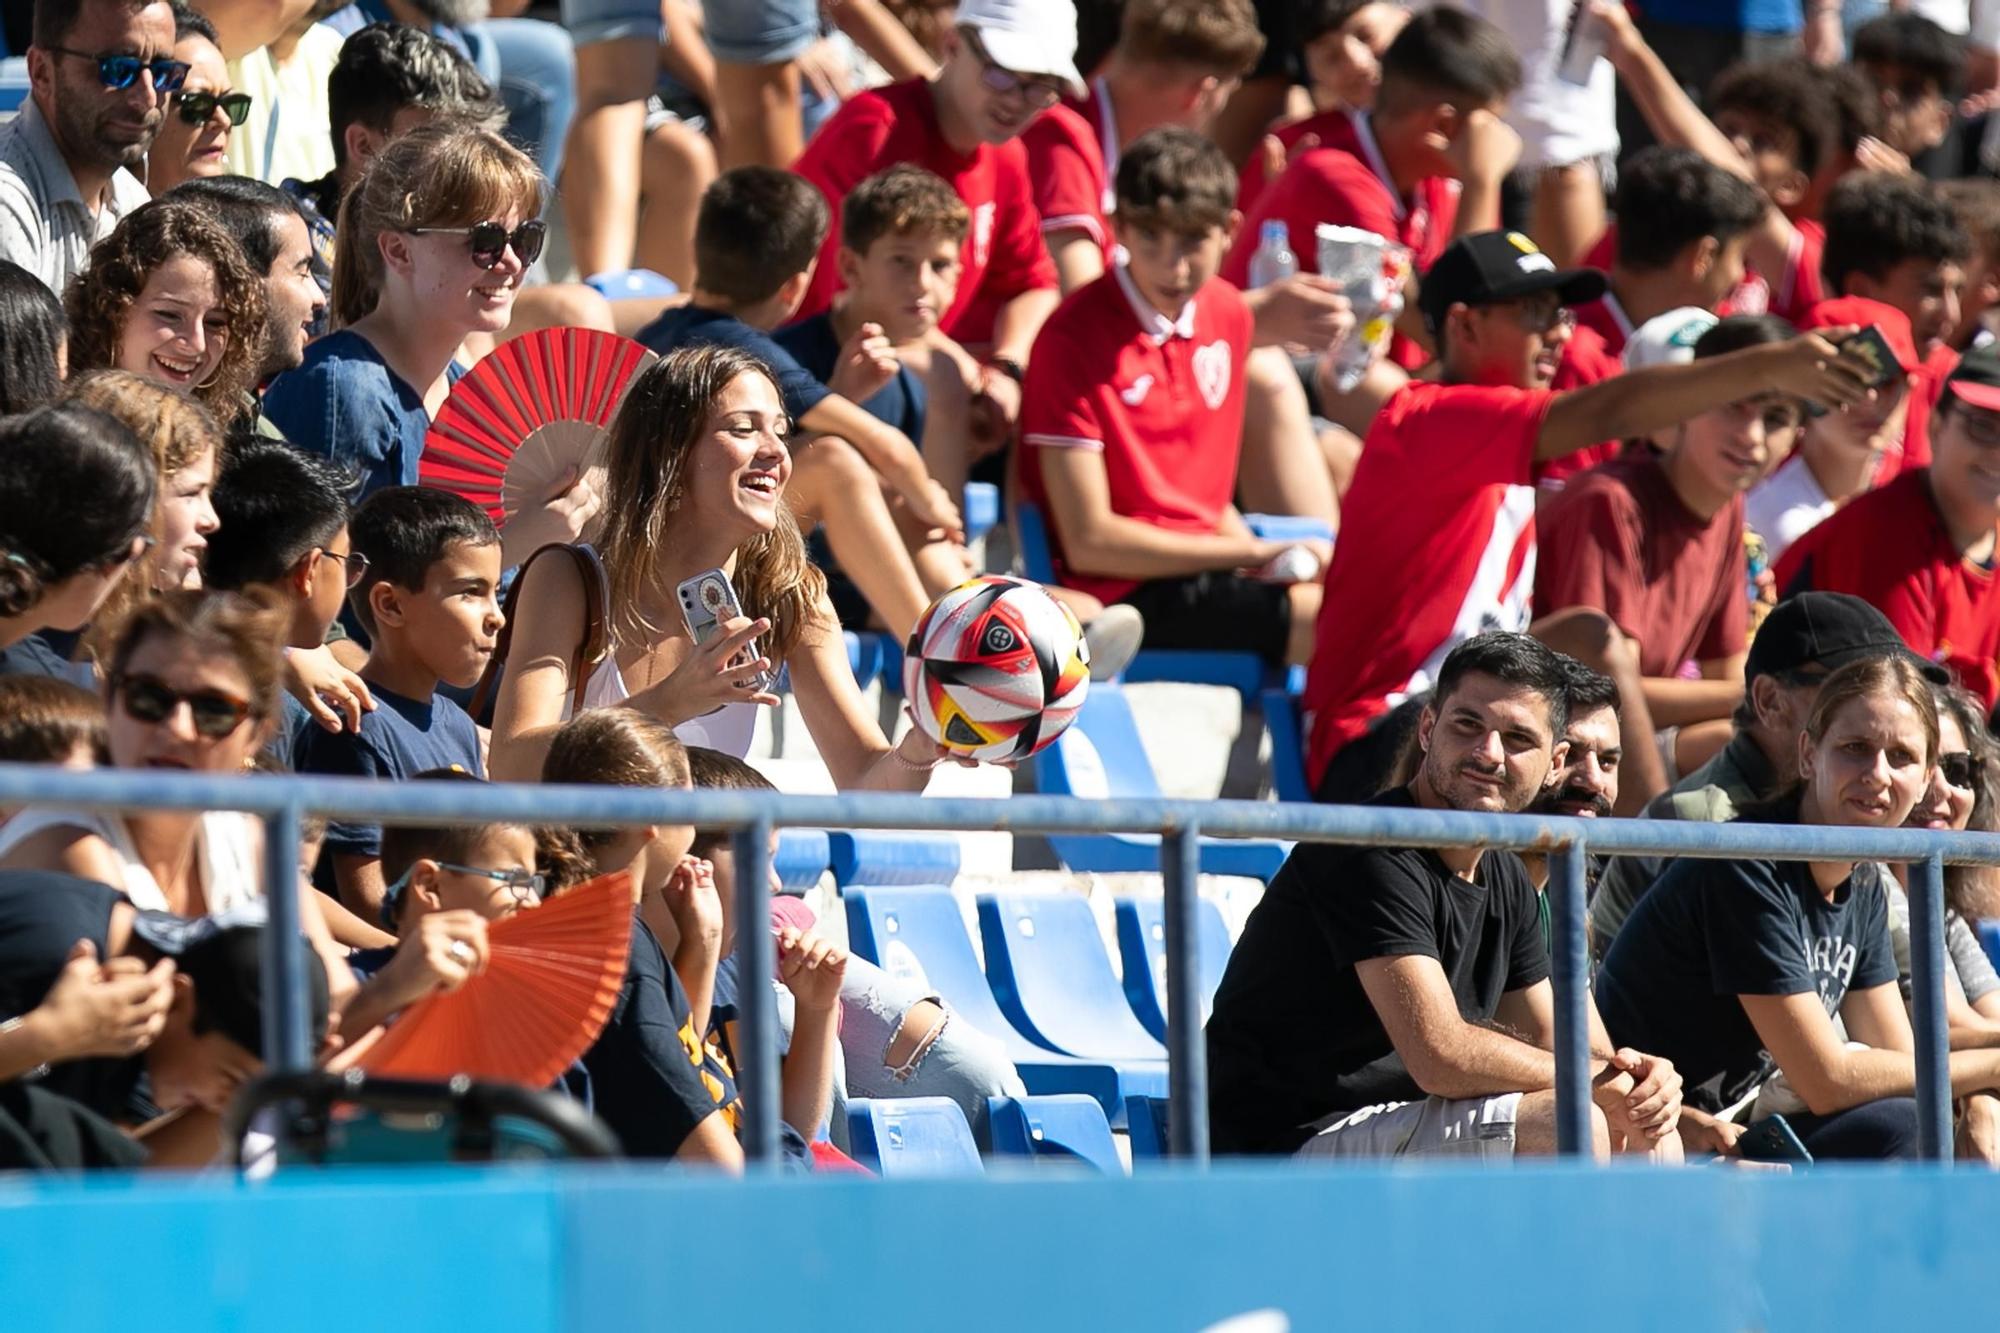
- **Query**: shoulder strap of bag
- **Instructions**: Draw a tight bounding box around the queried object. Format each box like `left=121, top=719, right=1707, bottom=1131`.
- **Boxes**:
left=469, top=543, right=610, bottom=721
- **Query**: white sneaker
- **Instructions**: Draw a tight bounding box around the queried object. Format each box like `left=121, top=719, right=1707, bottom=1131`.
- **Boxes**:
left=1082, top=603, right=1144, bottom=681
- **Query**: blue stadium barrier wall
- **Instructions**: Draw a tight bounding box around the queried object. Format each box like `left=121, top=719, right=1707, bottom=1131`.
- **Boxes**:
left=4, top=1162, right=1995, bottom=1331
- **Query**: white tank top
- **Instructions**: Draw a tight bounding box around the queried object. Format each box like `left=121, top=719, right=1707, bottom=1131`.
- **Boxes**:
left=0, top=807, right=263, bottom=915
left=561, top=545, right=759, bottom=759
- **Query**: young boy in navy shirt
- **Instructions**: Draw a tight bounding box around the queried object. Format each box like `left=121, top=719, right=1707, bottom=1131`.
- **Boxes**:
left=636, top=166, right=969, bottom=640
left=293, top=487, right=502, bottom=917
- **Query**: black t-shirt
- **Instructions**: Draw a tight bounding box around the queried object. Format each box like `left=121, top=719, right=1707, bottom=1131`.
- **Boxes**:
left=0, top=873, right=145, bottom=1121
left=1596, top=853, right=1899, bottom=1113
left=578, top=916, right=733, bottom=1159
left=1206, top=787, right=1550, bottom=1155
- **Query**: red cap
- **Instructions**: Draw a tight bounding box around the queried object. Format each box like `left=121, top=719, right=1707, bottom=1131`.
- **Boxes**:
left=1799, top=297, right=1921, bottom=373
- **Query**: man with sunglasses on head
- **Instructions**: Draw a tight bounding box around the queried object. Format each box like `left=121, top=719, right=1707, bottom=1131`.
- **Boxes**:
left=1303, top=230, right=1884, bottom=813
left=0, top=0, right=177, bottom=292
left=790, top=0, right=1074, bottom=431
left=1589, top=592, right=1953, bottom=959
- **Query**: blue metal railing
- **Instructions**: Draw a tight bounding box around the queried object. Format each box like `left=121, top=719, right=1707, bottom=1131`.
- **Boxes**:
left=0, top=762, right=1984, bottom=1164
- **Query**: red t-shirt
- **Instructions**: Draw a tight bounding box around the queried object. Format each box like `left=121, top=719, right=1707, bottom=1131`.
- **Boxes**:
left=1220, top=110, right=1459, bottom=371
left=1534, top=449, right=1749, bottom=676
left=1020, top=83, right=1115, bottom=263
left=1775, top=469, right=2000, bottom=707
left=1887, top=344, right=1957, bottom=482
left=792, top=79, right=1058, bottom=345
left=1019, top=268, right=1255, bottom=604
left=1233, top=107, right=1347, bottom=216
left=1577, top=221, right=1821, bottom=321
left=1536, top=323, right=1624, bottom=488
left=1570, top=290, right=1633, bottom=360
left=1303, top=380, right=1552, bottom=784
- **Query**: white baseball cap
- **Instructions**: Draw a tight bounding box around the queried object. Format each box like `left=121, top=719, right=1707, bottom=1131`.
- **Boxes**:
left=1622, top=306, right=1719, bottom=371
left=956, top=0, right=1087, bottom=100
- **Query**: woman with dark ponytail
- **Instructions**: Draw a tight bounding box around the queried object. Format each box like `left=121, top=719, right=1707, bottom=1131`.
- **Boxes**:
left=0, top=403, right=159, bottom=681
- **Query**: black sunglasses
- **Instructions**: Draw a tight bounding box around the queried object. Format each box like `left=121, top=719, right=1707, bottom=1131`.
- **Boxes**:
left=173, top=90, right=252, bottom=127
left=113, top=673, right=256, bottom=740
left=1941, top=751, right=1984, bottom=791
left=48, top=47, right=189, bottom=93
left=408, top=219, right=548, bottom=270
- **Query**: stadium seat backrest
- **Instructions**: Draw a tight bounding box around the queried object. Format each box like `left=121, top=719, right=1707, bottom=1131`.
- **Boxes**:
left=773, top=829, right=830, bottom=893
left=1012, top=501, right=1061, bottom=586
left=1114, top=896, right=1234, bottom=1040
left=977, top=891, right=1168, bottom=1062
left=827, top=830, right=962, bottom=887
left=982, top=1095, right=1123, bottom=1174
left=1036, top=682, right=1162, bottom=802
left=1124, top=1095, right=1171, bottom=1160
left=844, top=885, right=1022, bottom=1043
left=845, top=1098, right=983, bottom=1177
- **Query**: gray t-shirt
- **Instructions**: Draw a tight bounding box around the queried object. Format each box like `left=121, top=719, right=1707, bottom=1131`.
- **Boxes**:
left=0, top=99, right=149, bottom=293
left=1884, top=880, right=2000, bottom=1010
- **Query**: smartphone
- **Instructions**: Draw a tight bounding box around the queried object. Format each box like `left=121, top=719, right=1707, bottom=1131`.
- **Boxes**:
left=1737, top=1114, right=1814, bottom=1164
left=1805, top=325, right=1903, bottom=416
left=1556, top=0, right=1608, bottom=86
left=676, top=568, right=771, bottom=691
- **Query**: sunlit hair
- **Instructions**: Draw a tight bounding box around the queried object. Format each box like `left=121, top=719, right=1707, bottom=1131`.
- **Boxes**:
left=63, top=371, right=225, bottom=660
left=105, top=587, right=292, bottom=724
left=1802, top=654, right=1940, bottom=766
left=330, top=121, right=543, bottom=327
left=63, top=199, right=267, bottom=420
left=1928, top=681, right=1999, bottom=914
left=594, top=344, right=826, bottom=669
left=540, top=708, right=691, bottom=857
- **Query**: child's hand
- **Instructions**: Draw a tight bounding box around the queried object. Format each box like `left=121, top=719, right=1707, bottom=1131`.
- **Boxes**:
left=896, top=478, right=966, bottom=545
left=31, top=940, right=174, bottom=1062
left=1585, top=0, right=1642, bottom=61
left=775, top=927, right=847, bottom=1012
left=284, top=644, right=376, bottom=733
left=661, top=855, right=723, bottom=952
left=385, top=910, right=489, bottom=1004
left=1441, top=107, right=1522, bottom=186
left=829, top=320, right=901, bottom=403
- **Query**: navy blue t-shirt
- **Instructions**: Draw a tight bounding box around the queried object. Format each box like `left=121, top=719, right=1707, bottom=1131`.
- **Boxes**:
left=0, top=632, right=92, bottom=687
left=635, top=304, right=830, bottom=420
left=292, top=684, right=483, bottom=859
left=774, top=311, right=927, bottom=440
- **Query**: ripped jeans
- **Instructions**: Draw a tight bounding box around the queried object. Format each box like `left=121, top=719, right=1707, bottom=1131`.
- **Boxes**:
left=837, top=956, right=1025, bottom=1140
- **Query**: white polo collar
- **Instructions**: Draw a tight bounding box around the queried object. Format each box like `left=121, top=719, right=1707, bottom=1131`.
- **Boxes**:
left=1114, top=261, right=1197, bottom=344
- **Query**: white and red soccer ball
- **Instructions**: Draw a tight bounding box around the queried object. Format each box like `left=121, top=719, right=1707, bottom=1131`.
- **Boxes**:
left=903, top=576, right=1090, bottom=763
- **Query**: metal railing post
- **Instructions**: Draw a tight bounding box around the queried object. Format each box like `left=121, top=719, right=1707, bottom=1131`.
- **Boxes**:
left=733, top=817, right=780, bottom=1166
left=1910, top=852, right=1953, bottom=1163
left=1550, top=841, right=1593, bottom=1158
left=1160, top=826, right=1209, bottom=1163
left=256, top=800, right=309, bottom=1157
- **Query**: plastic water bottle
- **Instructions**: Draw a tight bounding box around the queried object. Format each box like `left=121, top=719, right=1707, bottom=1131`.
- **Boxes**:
left=1246, top=221, right=1297, bottom=289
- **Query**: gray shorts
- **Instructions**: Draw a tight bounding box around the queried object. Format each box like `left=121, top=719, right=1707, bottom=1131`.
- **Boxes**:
left=1297, top=1092, right=1524, bottom=1161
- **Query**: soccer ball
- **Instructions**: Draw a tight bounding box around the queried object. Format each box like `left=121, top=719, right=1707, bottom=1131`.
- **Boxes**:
left=903, top=576, right=1090, bottom=763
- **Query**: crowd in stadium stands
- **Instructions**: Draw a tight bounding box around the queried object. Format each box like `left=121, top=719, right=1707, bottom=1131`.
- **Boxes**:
left=2, top=0, right=2000, bottom=1172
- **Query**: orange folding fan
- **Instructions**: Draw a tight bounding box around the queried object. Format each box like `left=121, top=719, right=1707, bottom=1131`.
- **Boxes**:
left=420, top=327, right=657, bottom=527
left=358, top=869, right=634, bottom=1088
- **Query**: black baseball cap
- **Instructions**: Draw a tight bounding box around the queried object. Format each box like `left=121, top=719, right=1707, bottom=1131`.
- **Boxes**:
left=132, top=904, right=331, bottom=1057
left=1418, top=230, right=1608, bottom=333
left=1942, top=343, right=2000, bottom=412
left=1746, top=591, right=1950, bottom=684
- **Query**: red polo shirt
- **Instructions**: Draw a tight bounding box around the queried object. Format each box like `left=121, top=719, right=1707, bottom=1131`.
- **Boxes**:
left=1774, top=468, right=2000, bottom=707
left=1019, top=268, right=1254, bottom=605
left=1577, top=221, right=1821, bottom=321
left=792, top=78, right=1058, bottom=345
left=1020, top=80, right=1116, bottom=264
left=1303, top=380, right=1553, bottom=784
left=1536, top=323, right=1625, bottom=488
left=1220, top=109, right=1459, bottom=371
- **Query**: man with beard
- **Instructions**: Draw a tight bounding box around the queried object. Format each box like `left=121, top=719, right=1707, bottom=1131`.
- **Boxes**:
left=1207, top=632, right=1685, bottom=1162
left=0, top=0, right=173, bottom=291
left=1517, top=660, right=1622, bottom=948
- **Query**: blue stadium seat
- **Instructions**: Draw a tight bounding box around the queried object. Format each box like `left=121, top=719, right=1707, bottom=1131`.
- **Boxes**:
left=980, top=1094, right=1122, bottom=1174
left=1243, top=514, right=1336, bottom=546
left=845, top=1098, right=983, bottom=1177
left=0, top=59, right=26, bottom=116
left=1113, top=896, right=1234, bottom=1042
left=1032, top=682, right=1290, bottom=882
left=977, top=891, right=1169, bottom=1064
left=844, top=885, right=1164, bottom=1122
left=1262, top=687, right=1315, bottom=802
left=963, top=481, right=1001, bottom=544
left=579, top=267, right=678, bottom=300
left=772, top=828, right=830, bottom=894
left=1125, top=1095, right=1170, bottom=1162
left=1981, top=920, right=2000, bottom=972
left=1013, top=502, right=1301, bottom=701
left=843, top=632, right=882, bottom=689
left=826, top=830, right=961, bottom=887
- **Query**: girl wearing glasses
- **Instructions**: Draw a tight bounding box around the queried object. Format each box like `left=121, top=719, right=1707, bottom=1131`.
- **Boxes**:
left=0, top=402, right=157, bottom=683
left=142, top=10, right=250, bottom=195
left=262, top=122, right=543, bottom=504
left=63, top=199, right=267, bottom=424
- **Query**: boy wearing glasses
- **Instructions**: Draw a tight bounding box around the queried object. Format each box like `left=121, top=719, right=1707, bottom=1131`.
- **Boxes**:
left=0, top=0, right=175, bottom=292
left=294, top=487, right=503, bottom=918
left=790, top=0, right=1072, bottom=401
left=1776, top=343, right=2000, bottom=715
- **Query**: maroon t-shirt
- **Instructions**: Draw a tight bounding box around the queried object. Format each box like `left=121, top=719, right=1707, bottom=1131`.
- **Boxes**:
left=1534, top=449, right=1749, bottom=677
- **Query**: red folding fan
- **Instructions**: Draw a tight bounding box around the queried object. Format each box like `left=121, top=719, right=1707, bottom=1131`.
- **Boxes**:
left=420, top=327, right=657, bottom=527
left=357, top=869, right=635, bottom=1088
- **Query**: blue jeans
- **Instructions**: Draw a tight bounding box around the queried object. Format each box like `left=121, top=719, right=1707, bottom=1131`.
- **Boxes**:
left=838, top=956, right=1026, bottom=1139
left=699, top=0, right=820, bottom=63
left=1787, top=1097, right=1923, bottom=1161
left=465, top=19, right=577, bottom=185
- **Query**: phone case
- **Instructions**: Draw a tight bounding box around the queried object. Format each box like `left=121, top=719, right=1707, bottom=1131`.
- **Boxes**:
left=676, top=569, right=771, bottom=691
left=1738, top=1114, right=1814, bottom=1164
